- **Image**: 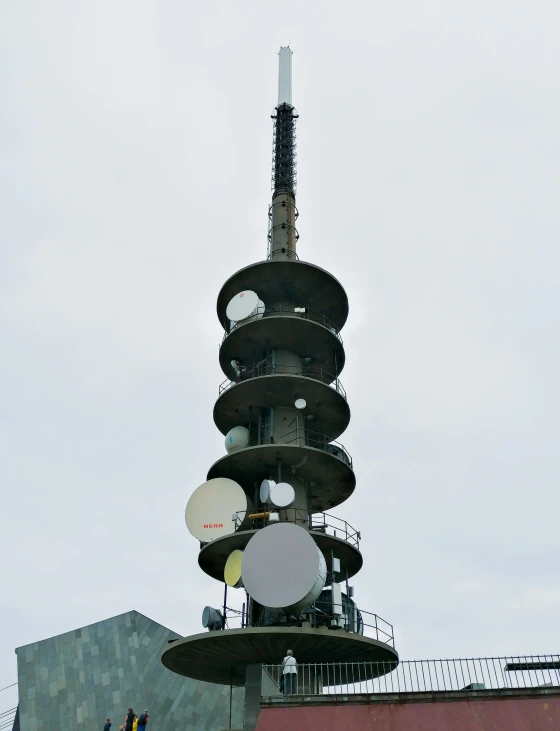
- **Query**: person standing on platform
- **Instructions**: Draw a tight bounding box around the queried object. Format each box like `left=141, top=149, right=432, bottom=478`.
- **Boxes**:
left=282, top=649, right=298, bottom=694
left=103, top=720, right=111, bottom=731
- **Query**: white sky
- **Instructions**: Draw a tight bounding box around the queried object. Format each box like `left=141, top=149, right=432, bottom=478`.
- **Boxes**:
left=1, top=0, right=560, bottom=710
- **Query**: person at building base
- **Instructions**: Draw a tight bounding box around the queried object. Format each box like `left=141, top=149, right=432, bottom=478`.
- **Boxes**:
left=137, top=709, right=149, bottom=730
left=103, top=719, right=111, bottom=731
left=282, top=649, right=298, bottom=694
left=123, top=708, right=135, bottom=731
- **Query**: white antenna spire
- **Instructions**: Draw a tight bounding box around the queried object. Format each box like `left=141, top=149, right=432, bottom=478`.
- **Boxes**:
left=278, top=46, right=293, bottom=106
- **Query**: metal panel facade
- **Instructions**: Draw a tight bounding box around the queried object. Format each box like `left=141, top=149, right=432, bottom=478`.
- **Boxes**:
left=14, top=610, right=243, bottom=730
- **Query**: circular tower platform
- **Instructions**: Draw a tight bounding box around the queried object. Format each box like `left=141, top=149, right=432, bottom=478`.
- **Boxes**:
left=217, top=260, right=349, bottom=330
left=198, top=528, right=363, bottom=582
left=161, top=626, right=398, bottom=686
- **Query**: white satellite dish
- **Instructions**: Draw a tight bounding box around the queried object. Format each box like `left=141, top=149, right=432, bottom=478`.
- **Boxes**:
left=185, top=477, right=249, bottom=543
left=226, top=290, right=259, bottom=322
left=225, top=426, right=249, bottom=453
left=242, top=524, right=327, bottom=611
left=202, top=606, right=223, bottom=631
left=270, top=481, right=295, bottom=508
left=259, top=478, right=275, bottom=503
left=295, top=398, right=307, bottom=410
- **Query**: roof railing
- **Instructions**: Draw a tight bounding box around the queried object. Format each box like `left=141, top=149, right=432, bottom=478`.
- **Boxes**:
left=261, top=655, right=560, bottom=697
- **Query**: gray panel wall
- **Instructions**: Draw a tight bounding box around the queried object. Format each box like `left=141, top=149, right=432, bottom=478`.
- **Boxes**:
left=15, top=610, right=243, bottom=731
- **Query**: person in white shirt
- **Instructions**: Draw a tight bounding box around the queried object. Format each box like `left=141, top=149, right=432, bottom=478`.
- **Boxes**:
left=282, top=649, right=298, bottom=694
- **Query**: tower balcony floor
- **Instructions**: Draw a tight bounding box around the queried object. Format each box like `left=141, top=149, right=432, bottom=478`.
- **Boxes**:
left=161, top=626, right=398, bottom=686
left=207, top=442, right=355, bottom=513
left=217, top=259, right=349, bottom=332
left=220, top=312, right=345, bottom=381
left=198, top=523, right=363, bottom=583
left=215, top=372, right=350, bottom=442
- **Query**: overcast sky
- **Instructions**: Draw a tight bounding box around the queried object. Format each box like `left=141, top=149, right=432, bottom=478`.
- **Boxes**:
left=1, top=0, right=560, bottom=709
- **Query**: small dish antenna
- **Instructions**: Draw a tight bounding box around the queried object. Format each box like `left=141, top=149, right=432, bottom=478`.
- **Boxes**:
left=270, top=481, right=295, bottom=508
left=202, top=606, right=223, bottom=631
left=295, top=398, right=307, bottom=410
left=260, top=478, right=275, bottom=503
left=226, top=290, right=260, bottom=322
left=225, top=426, right=249, bottom=453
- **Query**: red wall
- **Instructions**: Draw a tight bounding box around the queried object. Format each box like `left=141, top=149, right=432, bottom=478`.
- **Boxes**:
left=256, top=696, right=560, bottom=731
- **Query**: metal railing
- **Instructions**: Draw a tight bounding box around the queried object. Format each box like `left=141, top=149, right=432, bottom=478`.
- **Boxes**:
left=250, top=608, right=392, bottom=642
left=261, top=655, right=560, bottom=697
left=222, top=304, right=342, bottom=344
left=215, top=605, right=394, bottom=645
left=233, top=508, right=360, bottom=549
left=219, top=358, right=347, bottom=400
left=220, top=364, right=346, bottom=399
left=273, top=428, right=352, bottom=467
left=225, top=428, right=353, bottom=468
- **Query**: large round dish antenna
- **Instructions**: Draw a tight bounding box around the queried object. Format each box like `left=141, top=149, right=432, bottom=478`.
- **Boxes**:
left=259, top=478, right=275, bottom=503
left=270, top=481, right=295, bottom=508
left=185, top=477, right=248, bottom=543
left=225, top=426, right=249, bottom=454
left=295, top=398, right=307, bottom=410
left=224, top=549, right=244, bottom=589
left=226, top=290, right=259, bottom=322
left=242, top=524, right=327, bottom=611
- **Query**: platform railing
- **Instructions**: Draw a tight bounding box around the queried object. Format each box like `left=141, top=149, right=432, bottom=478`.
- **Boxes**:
left=219, top=359, right=347, bottom=401
left=280, top=428, right=352, bottom=467
left=233, top=508, right=360, bottom=549
left=221, top=303, right=343, bottom=344
left=261, top=655, right=560, bottom=697
left=228, top=428, right=353, bottom=468
left=218, top=606, right=394, bottom=646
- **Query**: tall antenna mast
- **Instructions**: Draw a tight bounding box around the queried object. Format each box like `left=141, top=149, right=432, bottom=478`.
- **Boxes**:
left=268, top=46, right=299, bottom=261
left=278, top=45, right=292, bottom=105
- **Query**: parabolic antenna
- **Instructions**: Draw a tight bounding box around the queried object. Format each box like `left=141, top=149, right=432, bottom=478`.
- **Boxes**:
left=259, top=478, right=275, bottom=503
left=225, top=426, right=249, bottom=454
left=242, top=523, right=327, bottom=611
left=202, top=606, right=223, bottom=631
left=226, top=290, right=259, bottom=322
left=224, top=549, right=244, bottom=588
left=269, top=481, right=295, bottom=508
left=185, top=477, right=248, bottom=543
left=295, top=398, right=307, bottom=410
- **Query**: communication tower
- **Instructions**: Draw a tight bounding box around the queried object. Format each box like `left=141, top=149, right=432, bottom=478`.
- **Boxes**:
left=162, top=47, right=398, bottom=698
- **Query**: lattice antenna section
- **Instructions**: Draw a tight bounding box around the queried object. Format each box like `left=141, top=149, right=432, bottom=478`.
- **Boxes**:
left=271, top=104, right=298, bottom=196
